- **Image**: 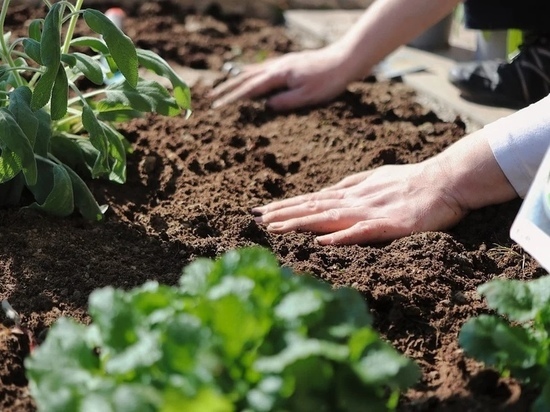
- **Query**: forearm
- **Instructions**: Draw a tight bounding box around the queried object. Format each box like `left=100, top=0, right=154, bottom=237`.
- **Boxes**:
left=432, top=129, right=518, bottom=212
left=331, top=0, right=461, bottom=81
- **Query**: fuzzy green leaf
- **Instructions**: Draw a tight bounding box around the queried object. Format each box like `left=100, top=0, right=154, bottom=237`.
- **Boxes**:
left=83, top=9, right=138, bottom=87
left=8, top=86, right=38, bottom=147
left=460, top=315, right=538, bottom=369
left=34, top=109, right=52, bottom=158
left=70, top=36, right=110, bottom=54
left=81, top=105, right=110, bottom=177
left=50, top=65, right=68, bottom=120
left=98, top=79, right=181, bottom=116
left=28, top=19, right=43, bottom=41
left=27, top=158, right=74, bottom=217
left=102, top=123, right=127, bottom=184
left=96, top=107, right=144, bottom=122
left=479, top=277, right=550, bottom=322
left=50, top=135, right=98, bottom=175
left=62, top=165, right=106, bottom=221
left=70, top=52, right=105, bottom=85
left=0, top=109, right=37, bottom=185
left=31, top=3, right=62, bottom=110
left=39, top=4, right=62, bottom=67
left=137, top=48, right=192, bottom=112
left=23, top=38, right=42, bottom=65
left=31, top=66, right=57, bottom=110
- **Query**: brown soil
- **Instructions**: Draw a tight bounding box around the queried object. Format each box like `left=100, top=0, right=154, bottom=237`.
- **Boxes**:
left=0, top=2, right=545, bottom=411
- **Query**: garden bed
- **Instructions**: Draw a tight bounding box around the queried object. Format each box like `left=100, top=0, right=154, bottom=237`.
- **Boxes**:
left=0, top=1, right=545, bottom=411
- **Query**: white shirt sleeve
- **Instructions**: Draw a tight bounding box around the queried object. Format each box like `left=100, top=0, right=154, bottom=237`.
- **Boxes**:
left=486, top=95, right=550, bottom=198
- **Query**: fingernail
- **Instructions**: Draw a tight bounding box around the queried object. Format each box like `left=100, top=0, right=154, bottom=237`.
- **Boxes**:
left=315, top=236, right=331, bottom=245
left=211, top=100, right=221, bottom=109
left=267, top=223, right=283, bottom=231
left=250, top=208, right=262, bottom=217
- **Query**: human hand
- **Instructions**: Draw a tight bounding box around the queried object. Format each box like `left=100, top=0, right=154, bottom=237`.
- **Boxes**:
left=210, top=46, right=353, bottom=111
left=251, top=161, right=467, bottom=245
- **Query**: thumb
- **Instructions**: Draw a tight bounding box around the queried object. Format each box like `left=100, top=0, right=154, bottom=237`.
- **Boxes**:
left=266, top=87, right=313, bottom=111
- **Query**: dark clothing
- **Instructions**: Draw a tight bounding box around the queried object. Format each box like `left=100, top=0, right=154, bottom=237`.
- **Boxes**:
left=464, top=0, right=550, bottom=31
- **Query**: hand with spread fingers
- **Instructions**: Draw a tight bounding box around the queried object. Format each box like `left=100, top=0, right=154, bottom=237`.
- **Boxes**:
left=210, top=0, right=460, bottom=110
left=252, top=130, right=519, bottom=245
left=253, top=163, right=466, bottom=245
left=210, top=47, right=353, bottom=111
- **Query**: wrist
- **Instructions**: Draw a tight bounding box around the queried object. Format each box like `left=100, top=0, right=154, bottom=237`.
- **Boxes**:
left=325, top=40, right=374, bottom=82
left=431, top=130, right=518, bottom=212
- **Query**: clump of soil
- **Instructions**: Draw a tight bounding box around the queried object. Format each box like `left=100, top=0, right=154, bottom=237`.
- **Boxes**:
left=0, top=2, right=544, bottom=411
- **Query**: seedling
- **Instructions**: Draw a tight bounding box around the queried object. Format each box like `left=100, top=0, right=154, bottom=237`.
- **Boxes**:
left=26, top=247, right=420, bottom=412
left=0, top=0, right=191, bottom=220
left=460, top=276, right=550, bottom=411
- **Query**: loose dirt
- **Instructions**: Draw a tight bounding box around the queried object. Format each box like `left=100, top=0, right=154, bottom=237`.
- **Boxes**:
left=0, top=2, right=544, bottom=411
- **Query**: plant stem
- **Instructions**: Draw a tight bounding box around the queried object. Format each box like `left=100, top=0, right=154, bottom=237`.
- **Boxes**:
left=62, top=0, right=84, bottom=54
left=0, top=0, right=24, bottom=87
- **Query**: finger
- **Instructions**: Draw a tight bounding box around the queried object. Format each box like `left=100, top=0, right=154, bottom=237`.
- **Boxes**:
left=321, top=171, right=373, bottom=191
left=251, top=190, right=345, bottom=216
left=265, top=207, right=366, bottom=235
left=316, top=219, right=404, bottom=245
left=212, top=70, right=288, bottom=109
left=267, top=86, right=315, bottom=111
left=209, top=67, right=260, bottom=98
left=256, top=198, right=351, bottom=224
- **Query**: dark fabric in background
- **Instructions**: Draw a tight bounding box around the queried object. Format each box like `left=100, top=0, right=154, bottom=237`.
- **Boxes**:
left=464, top=0, right=550, bottom=31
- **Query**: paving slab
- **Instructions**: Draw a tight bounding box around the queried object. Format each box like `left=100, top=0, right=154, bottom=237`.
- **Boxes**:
left=284, top=9, right=516, bottom=131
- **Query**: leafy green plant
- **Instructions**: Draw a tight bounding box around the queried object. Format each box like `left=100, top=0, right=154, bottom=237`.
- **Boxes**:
left=0, top=0, right=191, bottom=220
left=459, top=275, right=550, bottom=411
left=26, top=247, right=420, bottom=412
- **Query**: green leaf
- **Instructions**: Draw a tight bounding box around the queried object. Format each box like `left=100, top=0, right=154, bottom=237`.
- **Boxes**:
left=81, top=105, right=110, bottom=177
left=354, top=345, right=421, bottom=388
left=62, top=164, right=106, bottom=221
left=8, top=86, right=39, bottom=147
left=83, top=9, right=138, bottom=88
left=70, top=36, right=110, bottom=55
left=113, top=385, right=160, bottom=412
left=31, top=3, right=62, bottom=110
left=27, top=158, right=74, bottom=217
left=105, top=331, right=162, bottom=375
left=89, top=287, right=139, bottom=351
left=255, top=338, right=349, bottom=373
left=70, top=52, right=105, bottom=85
left=137, top=49, right=192, bottom=112
left=0, top=108, right=37, bottom=185
left=25, top=317, right=99, bottom=380
left=23, top=38, right=42, bottom=65
left=96, top=107, right=144, bottom=123
left=50, top=65, right=68, bottom=120
left=479, top=279, right=535, bottom=321
left=532, top=381, right=550, bottom=412
left=161, top=387, right=233, bottom=412
left=27, top=247, right=418, bottom=411
left=98, top=79, right=181, bottom=116
left=33, top=109, right=51, bottom=158
left=479, top=276, right=550, bottom=322
left=31, top=66, right=58, bottom=110
left=459, top=315, right=538, bottom=369
left=40, top=4, right=62, bottom=67
left=102, top=123, right=127, bottom=184
left=51, top=135, right=97, bottom=175
left=275, top=289, right=326, bottom=321
left=28, top=19, right=43, bottom=41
